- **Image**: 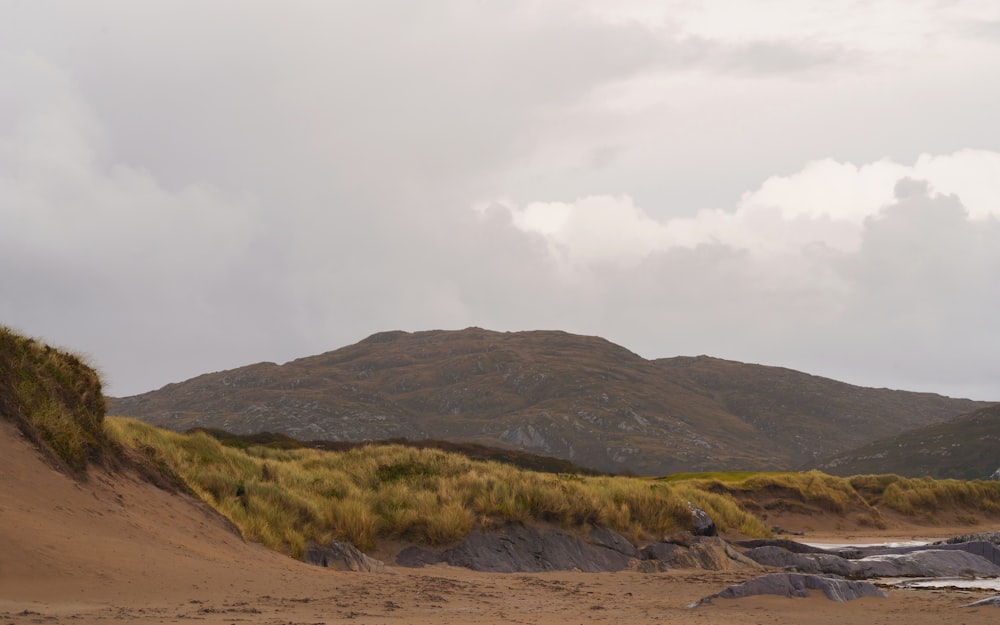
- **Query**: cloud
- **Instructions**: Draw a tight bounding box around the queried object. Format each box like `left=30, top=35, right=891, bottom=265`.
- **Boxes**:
left=2, top=2, right=999, bottom=402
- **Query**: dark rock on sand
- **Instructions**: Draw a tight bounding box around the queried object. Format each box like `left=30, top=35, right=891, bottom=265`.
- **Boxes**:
left=744, top=544, right=1000, bottom=578
left=735, top=538, right=838, bottom=555
left=691, top=573, right=887, bottom=606
left=961, top=596, right=1000, bottom=608
left=397, top=525, right=636, bottom=573
left=641, top=536, right=763, bottom=572
left=304, top=540, right=385, bottom=572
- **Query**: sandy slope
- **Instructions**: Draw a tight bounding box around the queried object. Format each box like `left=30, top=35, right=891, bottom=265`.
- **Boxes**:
left=2, top=421, right=998, bottom=625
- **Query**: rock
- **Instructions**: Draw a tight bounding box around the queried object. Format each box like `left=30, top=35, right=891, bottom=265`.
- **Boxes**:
left=735, top=538, right=838, bottom=555
left=688, top=502, right=717, bottom=537
left=743, top=544, right=1000, bottom=578
left=936, top=531, right=1000, bottom=547
left=303, top=540, right=385, bottom=572
left=643, top=536, right=763, bottom=572
left=961, top=596, right=1000, bottom=608
left=691, top=573, right=887, bottom=606
left=991, top=467, right=1000, bottom=481
left=396, top=525, right=635, bottom=573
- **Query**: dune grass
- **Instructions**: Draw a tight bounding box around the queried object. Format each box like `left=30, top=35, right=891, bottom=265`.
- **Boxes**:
left=105, top=417, right=1000, bottom=560
left=105, top=417, right=771, bottom=556
left=849, top=474, right=1000, bottom=516
left=0, top=327, right=109, bottom=476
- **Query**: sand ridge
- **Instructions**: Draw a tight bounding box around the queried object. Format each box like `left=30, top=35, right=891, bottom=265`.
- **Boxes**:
left=2, top=420, right=999, bottom=624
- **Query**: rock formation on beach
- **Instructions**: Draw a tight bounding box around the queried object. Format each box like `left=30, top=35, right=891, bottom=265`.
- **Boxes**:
left=690, top=573, right=887, bottom=606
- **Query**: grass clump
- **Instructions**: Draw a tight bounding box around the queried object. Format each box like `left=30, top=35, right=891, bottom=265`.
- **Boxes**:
left=0, top=327, right=110, bottom=477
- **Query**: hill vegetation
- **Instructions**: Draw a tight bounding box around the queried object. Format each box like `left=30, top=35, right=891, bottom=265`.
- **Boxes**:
left=816, top=404, right=1000, bottom=479
left=108, top=328, right=992, bottom=475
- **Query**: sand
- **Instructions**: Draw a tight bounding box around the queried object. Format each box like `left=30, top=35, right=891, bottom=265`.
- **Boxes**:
left=2, top=420, right=998, bottom=625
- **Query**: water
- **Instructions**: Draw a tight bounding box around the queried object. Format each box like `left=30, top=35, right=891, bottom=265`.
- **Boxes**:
left=890, top=577, right=1000, bottom=591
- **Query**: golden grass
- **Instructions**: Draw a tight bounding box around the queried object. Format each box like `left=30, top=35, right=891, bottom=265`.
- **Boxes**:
left=103, top=417, right=1000, bottom=560
left=105, top=417, right=773, bottom=556
left=0, top=326, right=109, bottom=476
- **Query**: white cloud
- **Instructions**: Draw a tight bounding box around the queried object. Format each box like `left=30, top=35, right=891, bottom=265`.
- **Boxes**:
left=492, top=151, right=1000, bottom=270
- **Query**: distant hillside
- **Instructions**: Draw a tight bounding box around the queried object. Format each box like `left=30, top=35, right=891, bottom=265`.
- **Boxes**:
left=815, top=404, right=1000, bottom=480
left=108, top=328, right=993, bottom=475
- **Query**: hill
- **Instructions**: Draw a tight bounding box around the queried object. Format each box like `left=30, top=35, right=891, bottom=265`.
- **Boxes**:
left=108, top=328, right=992, bottom=474
left=815, top=404, right=1000, bottom=480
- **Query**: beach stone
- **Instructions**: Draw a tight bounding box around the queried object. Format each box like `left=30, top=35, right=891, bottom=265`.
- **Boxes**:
left=303, top=540, right=385, bottom=572
left=691, top=573, right=887, bottom=606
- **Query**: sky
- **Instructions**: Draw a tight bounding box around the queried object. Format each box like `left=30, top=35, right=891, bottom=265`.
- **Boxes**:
left=2, top=0, right=999, bottom=400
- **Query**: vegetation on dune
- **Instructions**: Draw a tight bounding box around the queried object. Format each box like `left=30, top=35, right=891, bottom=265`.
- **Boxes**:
left=191, top=427, right=608, bottom=476
left=849, top=474, right=1000, bottom=517
left=0, top=326, right=110, bottom=476
left=106, top=417, right=770, bottom=557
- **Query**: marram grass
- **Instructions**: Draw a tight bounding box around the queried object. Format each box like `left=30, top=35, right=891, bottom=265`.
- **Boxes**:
left=104, top=418, right=1000, bottom=560
left=105, top=417, right=769, bottom=556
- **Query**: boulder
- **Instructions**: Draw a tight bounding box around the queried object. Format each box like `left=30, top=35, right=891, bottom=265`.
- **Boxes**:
left=303, top=540, right=385, bottom=573
left=688, top=502, right=717, bottom=537
left=691, top=573, right=886, bottom=606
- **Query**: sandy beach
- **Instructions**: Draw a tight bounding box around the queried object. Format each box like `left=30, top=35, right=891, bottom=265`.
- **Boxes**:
left=2, top=421, right=998, bottom=625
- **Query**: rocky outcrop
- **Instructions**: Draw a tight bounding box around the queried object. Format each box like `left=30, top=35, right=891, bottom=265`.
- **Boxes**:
left=304, top=540, right=385, bottom=572
left=691, top=573, right=886, bottom=606
left=640, top=535, right=763, bottom=572
left=741, top=538, right=1000, bottom=578
left=396, top=525, right=759, bottom=573
left=935, top=531, right=1000, bottom=547
left=396, top=525, right=636, bottom=573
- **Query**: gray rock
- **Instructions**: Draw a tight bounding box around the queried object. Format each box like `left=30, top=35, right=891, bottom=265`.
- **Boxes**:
left=936, top=531, right=1000, bottom=547
left=396, top=525, right=635, bottom=573
left=735, top=538, right=839, bottom=555
left=691, top=573, right=887, bottom=606
left=688, top=502, right=717, bottom=537
left=303, top=540, right=385, bottom=572
left=743, top=544, right=1000, bottom=578
left=643, top=536, right=763, bottom=572
left=961, top=596, right=1000, bottom=608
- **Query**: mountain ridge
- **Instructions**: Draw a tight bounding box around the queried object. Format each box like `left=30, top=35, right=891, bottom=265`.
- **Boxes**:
left=108, top=328, right=994, bottom=475
left=816, top=403, right=1000, bottom=479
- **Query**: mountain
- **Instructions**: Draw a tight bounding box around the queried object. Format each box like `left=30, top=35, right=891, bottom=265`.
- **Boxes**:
left=815, top=404, right=1000, bottom=480
left=108, top=328, right=993, bottom=475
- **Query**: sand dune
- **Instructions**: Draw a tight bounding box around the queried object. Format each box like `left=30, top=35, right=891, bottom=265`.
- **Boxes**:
left=2, top=420, right=998, bottom=624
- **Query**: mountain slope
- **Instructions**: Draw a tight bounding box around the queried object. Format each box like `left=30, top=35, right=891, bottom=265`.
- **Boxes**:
left=815, top=404, right=1000, bottom=479
left=109, top=328, right=992, bottom=475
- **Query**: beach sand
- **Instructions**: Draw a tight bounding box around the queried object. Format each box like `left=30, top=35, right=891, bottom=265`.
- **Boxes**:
left=2, top=420, right=998, bottom=625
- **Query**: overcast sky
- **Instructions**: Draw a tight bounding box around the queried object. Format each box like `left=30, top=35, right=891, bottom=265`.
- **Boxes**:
left=3, top=1, right=999, bottom=400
